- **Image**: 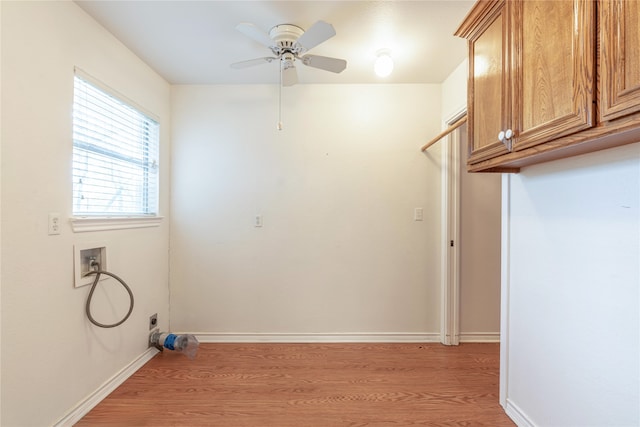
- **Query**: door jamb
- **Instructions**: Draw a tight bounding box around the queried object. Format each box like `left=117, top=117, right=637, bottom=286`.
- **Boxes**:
left=440, top=107, right=467, bottom=346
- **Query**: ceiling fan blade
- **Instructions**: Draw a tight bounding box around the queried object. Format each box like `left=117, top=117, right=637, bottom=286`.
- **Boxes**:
left=301, top=54, right=347, bottom=73
left=235, top=23, right=274, bottom=48
left=282, top=65, right=298, bottom=87
left=296, top=20, right=336, bottom=52
left=230, top=57, right=277, bottom=69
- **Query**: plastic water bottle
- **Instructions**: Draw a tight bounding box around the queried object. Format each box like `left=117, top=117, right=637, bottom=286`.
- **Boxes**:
left=153, top=332, right=199, bottom=360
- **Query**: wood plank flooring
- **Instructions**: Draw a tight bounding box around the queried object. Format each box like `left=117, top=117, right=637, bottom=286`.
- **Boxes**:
left=76, top=343, right=514, bottom=426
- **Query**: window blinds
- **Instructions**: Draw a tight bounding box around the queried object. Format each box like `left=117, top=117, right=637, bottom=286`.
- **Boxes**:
left=72, top=74, right=159, bottom=216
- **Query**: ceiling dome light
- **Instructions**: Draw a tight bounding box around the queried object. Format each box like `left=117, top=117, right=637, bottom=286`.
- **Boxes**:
left=374, top=50, right=394, bottom=78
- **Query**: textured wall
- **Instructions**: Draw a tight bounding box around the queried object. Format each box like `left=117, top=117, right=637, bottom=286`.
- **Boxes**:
left=504, top=142, right=640, bottom=425
left=169, top=84, right=443, bottom=339
left=1, top=2, right=171, bottom=425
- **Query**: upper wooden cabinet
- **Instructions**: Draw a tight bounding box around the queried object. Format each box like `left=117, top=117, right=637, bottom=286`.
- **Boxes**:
left=459, top=0, right=512, bottom=165
left=512, top=0, right=594, bottom=151
left=457, top=0, right=640, bottom=172
left=599, top=0, right=640, bottom=121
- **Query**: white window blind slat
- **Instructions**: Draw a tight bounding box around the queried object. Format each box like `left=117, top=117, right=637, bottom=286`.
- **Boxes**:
left=73, top=74, right=159, bottom=216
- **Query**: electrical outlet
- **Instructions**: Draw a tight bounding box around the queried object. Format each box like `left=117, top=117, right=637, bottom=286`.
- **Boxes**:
left=149, top=313, right=158, bottom=330
left=254, top=215, right=263, bottom=227
left=414, top=207, right=424, bottom=221
left=48, top=212, right=61, bottom=235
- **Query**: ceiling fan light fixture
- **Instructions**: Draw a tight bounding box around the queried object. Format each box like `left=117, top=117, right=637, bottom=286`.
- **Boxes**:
left=374, top=49, right=394, bottom=78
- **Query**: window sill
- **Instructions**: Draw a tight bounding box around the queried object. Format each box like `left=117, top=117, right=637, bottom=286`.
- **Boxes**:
left=70, top=216, right=164, bottom=233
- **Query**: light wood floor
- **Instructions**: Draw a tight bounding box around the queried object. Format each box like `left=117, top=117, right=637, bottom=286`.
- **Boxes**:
left=77, top=343, right=514, bottom=426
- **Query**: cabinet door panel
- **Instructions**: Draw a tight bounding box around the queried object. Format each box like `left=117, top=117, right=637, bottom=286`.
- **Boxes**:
left=513, top=0, right=595, bottom=151
left=600, top=0, right=640, bottom=121
left=467, top=3, right=512, bottom=164
left=522, top=1, right=573, bottom=128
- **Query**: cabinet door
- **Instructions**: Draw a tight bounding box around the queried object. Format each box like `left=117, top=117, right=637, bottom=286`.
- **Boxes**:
left=600, top=0, right=640, bottom=121
left=512, top=0, right=595, bottom=151
left=464, top=0, right=512, bottom=164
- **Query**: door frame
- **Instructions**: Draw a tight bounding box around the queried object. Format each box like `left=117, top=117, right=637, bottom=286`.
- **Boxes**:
left=440, top=107, right=467, bottom=346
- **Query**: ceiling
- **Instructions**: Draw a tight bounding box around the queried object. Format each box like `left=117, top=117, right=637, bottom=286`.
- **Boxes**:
left=75, top=1, right=474, bottom=85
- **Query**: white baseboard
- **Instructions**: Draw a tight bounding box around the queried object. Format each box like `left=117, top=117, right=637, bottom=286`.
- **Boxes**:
left=459, top=332, right=500, bottom=343
left=505, top=398, right=536, bottom=427
left=194, top=332, right=441, bottom=343
left=53, top=347, right=159, bottom=427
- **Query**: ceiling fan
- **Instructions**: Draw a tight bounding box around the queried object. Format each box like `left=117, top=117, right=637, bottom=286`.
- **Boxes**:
left=230, top=20, right=347, bottom=86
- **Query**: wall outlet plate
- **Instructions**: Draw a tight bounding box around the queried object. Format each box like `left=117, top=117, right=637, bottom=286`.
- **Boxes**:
left=48, top=212, right=61, bottom=235
left=149, top=313, right=158, bottom=330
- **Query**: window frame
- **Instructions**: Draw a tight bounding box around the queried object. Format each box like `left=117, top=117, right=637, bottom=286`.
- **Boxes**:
left=71, top=68, right=163, bottom=232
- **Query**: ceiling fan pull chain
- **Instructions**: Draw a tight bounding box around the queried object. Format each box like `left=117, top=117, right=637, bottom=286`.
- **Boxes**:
left=277, top=64, right=283, bottom=131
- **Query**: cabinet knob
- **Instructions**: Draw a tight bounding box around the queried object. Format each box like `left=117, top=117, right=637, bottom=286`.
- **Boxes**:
left=505, top=129, right=514, bottom=140
left=498, top=129, right=514, bottom=142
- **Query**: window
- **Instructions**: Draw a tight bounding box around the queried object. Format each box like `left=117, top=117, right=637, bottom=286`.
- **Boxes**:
left=72, top=72, right=159, bottom=218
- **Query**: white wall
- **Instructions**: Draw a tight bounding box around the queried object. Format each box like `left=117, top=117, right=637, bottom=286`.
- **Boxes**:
left=441, top=58, right=468, bottom=121
left=1, top=2, right=171, bottom=425
left=503, top=142, right=640, bottom=426
left=170, top=84, right=443, bottom=339
left=458, top=125, right=501, bottom=337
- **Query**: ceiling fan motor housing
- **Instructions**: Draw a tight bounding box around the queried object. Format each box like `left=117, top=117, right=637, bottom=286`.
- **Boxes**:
left=269, top=24, right=305, bottom=54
